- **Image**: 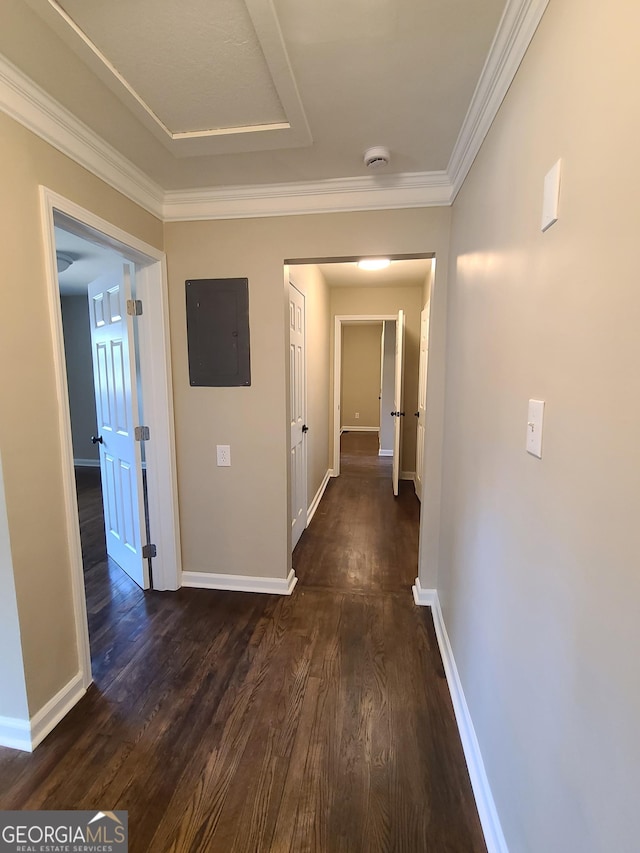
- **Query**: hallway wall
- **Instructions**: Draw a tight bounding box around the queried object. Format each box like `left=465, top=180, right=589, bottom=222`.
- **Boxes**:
left=164, top=209, right=451, bottom=580
left=439, top=0, right=640, bottom=850
left=340, top=324, right=382, bottom=430
left=0, top=110, right=163, bottom=716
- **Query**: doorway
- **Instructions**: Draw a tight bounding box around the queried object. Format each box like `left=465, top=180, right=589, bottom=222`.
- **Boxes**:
left=285, top=254, right=433, bottom=561
left=41, top=187, right=182, bottom=689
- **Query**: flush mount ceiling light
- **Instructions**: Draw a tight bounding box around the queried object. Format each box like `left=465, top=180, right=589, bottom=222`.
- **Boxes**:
left=363, top=146, right=390, bottom=169
left=56, top=251, right=75, bottom=274
left=357, top=258, right=391, bottom=271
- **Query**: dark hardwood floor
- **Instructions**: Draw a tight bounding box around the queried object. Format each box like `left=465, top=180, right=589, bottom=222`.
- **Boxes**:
left=0, top=435, right=486, bottom=853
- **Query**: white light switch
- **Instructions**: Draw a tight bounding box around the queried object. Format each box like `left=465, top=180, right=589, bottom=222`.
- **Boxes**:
left=526, top=400, right=545, bottom=458
left=216, top=445, right=231, bottom=467
left=541, top=159, right=562, bottom=232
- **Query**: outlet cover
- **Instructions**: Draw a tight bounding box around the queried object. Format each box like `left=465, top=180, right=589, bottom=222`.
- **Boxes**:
left=216, top=445, right=231, bottom=466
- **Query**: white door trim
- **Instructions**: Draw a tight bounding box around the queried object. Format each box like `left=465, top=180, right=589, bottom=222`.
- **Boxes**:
left=39, top=186, right=182, bottom=690
left=333, top=315, right=396, bottom=476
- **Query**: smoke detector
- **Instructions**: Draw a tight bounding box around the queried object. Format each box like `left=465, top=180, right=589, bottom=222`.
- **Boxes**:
left=363, top=146, right=390, bottom=169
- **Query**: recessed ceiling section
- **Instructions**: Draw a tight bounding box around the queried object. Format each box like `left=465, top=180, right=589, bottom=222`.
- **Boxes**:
left=29, top=0, right=312, bottom=156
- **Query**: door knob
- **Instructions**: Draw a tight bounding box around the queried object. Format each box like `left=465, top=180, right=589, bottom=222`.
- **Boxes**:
left=414, top=411, right=420, bottom=417
left=302, top=424, right=309, bottom=433
left=91, top=435, right=103, bottom=445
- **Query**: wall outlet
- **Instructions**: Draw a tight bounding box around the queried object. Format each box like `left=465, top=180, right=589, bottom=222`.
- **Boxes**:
left=355, top=412, right=360, bottom=419
left=216, top=445, right=231, bottom=466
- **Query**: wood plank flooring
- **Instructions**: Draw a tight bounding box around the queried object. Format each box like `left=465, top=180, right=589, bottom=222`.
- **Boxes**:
left=0, top=434, right=486, bottom=853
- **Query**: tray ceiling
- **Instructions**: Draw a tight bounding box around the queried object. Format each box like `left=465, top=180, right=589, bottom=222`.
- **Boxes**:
left=9, top=0, right=508, bottom=190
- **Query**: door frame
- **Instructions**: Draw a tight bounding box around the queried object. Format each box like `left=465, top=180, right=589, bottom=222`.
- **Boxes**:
left=333, top=314, right=396, bottom=476
left=40, top=187, right=182, bottom=689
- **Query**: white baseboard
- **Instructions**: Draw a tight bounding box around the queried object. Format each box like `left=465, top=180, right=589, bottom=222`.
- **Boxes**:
left=182, top=568, right=298, bottom=595
left=74, top=458, right=100, bottom=468
left=1, top=671, right=86, bottom=752
left=413, top=580, right=508, bottom=853
left=412, top=577, right=438, bottom=606
left=378, top=449, right=393, bottom=457
left=0, top=715, right=32, bottom=752
left=400, top=470, right=416, bottom=482
left=307, top=469, right=331, bottom=526
left=341, top=426, right=379, bottom=433
left=30, top=672, right=86, bottom=751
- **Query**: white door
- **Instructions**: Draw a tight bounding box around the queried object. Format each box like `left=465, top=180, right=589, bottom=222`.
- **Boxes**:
left=88, top=265, right=149, bottom=589
left=392, top=309, right=405, bottom=497
left=289, top=283, right=307, bottom=548
left=415, top=304, right=430, bottom=500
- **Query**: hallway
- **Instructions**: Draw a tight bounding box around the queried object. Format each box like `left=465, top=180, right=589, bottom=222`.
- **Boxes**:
left=0, top=440, right=485, bottom=852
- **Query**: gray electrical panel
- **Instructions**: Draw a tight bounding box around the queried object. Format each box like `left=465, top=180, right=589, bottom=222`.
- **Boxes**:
left=186, top=278, right=251, bottom=387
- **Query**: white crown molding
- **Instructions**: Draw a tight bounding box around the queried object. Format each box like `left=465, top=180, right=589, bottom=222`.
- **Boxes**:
left=162, top=171, right=452, bottom=221
left=447, top=0, right=551, bottom=200
left=0, top=54, right=164, bottom=218
left=0, top=0, right=547, bottom=222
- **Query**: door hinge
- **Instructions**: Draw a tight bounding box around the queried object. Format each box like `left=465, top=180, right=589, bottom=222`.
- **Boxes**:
left=142, top=543, right=157, bottom=559
left=127, top=299, right=143, bottom=316
left=135, top=425, right=150, bottom=441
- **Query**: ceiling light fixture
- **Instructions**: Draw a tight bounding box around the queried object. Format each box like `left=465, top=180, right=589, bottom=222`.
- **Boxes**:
left=357, top=258, right=391, bottom=271
left=56, top=251, right=75, bottom=274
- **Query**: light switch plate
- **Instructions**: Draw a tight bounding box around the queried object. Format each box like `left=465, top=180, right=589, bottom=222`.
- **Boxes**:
left=526, top=400, right=545, bottom=458
left=541, top=159, right=562, bottom=232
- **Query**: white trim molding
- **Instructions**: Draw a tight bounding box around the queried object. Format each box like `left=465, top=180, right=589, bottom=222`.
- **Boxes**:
left=447, top=0, right=550, bottom=198
left=400, top=471, right=416, bottom=483
left=30, top=672, right=86, bottom=751
left=73, top=458, right=100, bottom=468
left=413, top=583, right=509, bottom=853
left=378, top=449, right=393, bottom=457
left=307, top=469, right=331, bottom=526
left=341, top=425, right=379, bottom=433
left=163, top=172, right=452, bottom=221
left=0, top=672, right=86, bottom=752
left=0, top=55, right=163, bottom=218
left=0, top=716, right=32, bottom=752
left=182, top=568, right=298, bottom=596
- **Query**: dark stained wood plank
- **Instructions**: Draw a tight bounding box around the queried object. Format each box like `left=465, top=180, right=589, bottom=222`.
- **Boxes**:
left=0, top=443, right=487, bottom=853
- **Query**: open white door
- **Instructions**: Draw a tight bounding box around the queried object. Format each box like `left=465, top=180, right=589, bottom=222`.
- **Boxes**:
left=88, top=264, right=149, bottom=589
left=289, top=283, right=307, bottom=548
left=414, top=303, right=430, bottom=500
left=392, top=309, right=405, bottom=497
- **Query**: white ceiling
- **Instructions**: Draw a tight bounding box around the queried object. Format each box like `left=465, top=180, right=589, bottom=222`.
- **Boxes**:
left=6, top=0, right=508, bottom=191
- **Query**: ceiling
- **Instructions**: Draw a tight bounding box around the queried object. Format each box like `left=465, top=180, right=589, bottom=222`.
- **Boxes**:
left=2, top=0, right=508, bottom=194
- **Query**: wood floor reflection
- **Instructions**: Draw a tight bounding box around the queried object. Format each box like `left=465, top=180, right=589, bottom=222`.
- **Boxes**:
left=0, top=437, right=486, bottom=853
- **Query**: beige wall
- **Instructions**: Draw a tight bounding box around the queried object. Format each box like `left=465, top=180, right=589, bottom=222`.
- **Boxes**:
left=287, top=264, right=331, bottom=504
left=341, top=324, right=382, bottom=429
left=0, top=111, right=163, bottom=714
left=164, top=208, right=450, bottom=578
left=331, top=285, right=423, bottom=473
left=438, top=0, right=640, bottom=850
